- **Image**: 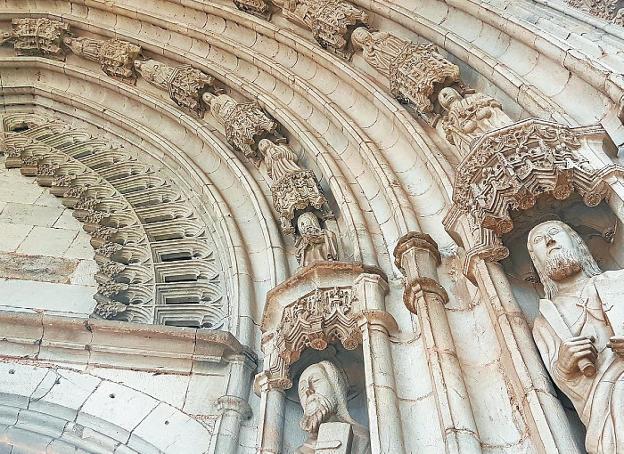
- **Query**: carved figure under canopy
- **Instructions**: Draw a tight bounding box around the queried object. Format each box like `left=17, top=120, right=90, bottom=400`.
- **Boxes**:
left=351, top=27, right=460, bottom=113
left=135, top=60, right=214, bottom=117
left=438, top=87, right=513, bottom=155
left=297, top=361, right=370, bottom=453
left=2, top=18, right=70, bottom=60
left=64, top=37, right=141, bottom=83
left=204, top=93, right=277, bottom=163
left=279, top=0, right=369, bottom=58
left=259, top=138, right=302, bottom=180
left=295, top=212, right=338, bottom=266
left=529, top=220, right=624, bottom=454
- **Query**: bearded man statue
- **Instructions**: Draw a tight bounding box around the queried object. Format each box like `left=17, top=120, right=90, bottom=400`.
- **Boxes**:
left=528, top=220, right=624, bottom=453
left=296, top=361, right=370, bottom=454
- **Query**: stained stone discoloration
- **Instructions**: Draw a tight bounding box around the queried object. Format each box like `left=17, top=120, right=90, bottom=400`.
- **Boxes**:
left=0, top=252, right=78, bottom=284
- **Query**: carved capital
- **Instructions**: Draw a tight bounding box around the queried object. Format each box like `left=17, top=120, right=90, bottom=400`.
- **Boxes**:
left=403, top=277, right=449, bottom=314
left=393, top=232, right=441, bottom=272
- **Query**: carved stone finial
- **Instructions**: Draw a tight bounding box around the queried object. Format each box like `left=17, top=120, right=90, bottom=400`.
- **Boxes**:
left=351, top=27, right=460, bottom=113
left=204, top=93, right=277, bottom=162
left=294, top=212, right=338, bottom=266
left=438, top=87, right=513, bottom=155
left=64, top=37, right=141, bottom=83
left=135, top=59, right=214, bottom=117
left=281, top=0, right=369, bottom=59
left=5, top=18, right=70, bottom=60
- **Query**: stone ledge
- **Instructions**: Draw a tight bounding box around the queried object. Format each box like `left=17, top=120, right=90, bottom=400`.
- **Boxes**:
left=0, top=311, right=254, bottom=373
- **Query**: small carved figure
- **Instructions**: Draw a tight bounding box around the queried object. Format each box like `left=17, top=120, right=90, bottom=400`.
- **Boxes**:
left=204, top=93, right=277, bottom=162
left=528, top=220, right=624, bottom=454
left=295, top=212, right=338, bottom=266
left=64, top=37, right=141, bottom=83
left=3, top=18, right=70, bottom=60
left=279, top=0, right=368, bottom=58
left=438, top=87, right=512, bottom=155
left=351, top=27, right=460, bottom=113
left=297, top=361, right=370, bottom=453
left=258, top=138, right=301, bottom=180
left=135, top=60, right=214, bottom=117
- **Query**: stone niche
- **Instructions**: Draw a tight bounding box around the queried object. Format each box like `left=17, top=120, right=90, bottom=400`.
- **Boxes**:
left=282, top=346, right=369, bottom=453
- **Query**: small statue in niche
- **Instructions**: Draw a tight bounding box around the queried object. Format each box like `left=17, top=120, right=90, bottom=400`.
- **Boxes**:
left=295, top=212, right=338, bottom=266
left=351, top=27, right=460, bottom=114
left=528, top=220, right=624, bottom=454
left=438, top=87, right=513, bottom=155
left=259, top=138, right=301, bottom=180
left=297, top=361, right=370, bottom=454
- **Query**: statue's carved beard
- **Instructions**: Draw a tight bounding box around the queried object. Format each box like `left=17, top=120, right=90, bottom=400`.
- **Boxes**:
left=545, top=249, right=582, bottom=282
left=300, top=395, right=334, bottom=434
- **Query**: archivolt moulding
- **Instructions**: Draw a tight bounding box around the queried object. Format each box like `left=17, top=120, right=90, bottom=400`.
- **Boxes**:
left=0, top=112, right=225, bottom=328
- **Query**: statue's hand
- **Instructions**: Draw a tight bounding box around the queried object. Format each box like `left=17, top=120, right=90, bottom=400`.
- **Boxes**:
left=608, top=336, right=624, bottom=358
left=556, top=336, right=597, bottom=377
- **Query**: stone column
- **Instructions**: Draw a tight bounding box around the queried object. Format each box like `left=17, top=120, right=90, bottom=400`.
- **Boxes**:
left=352, top=273, right=406, bottom=454
left=394, top=233, right=481, bottom=453
left=254, top=371, right=286, bottom=454
left=214, top=350, right=255, bottom=453
left=475, top=260, right=580, bottom=453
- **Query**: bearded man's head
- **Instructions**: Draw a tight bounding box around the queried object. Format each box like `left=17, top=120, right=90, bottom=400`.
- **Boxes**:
left=527, top=220, right=601, bottom=299
left=298, top=361, right=350, bottom=434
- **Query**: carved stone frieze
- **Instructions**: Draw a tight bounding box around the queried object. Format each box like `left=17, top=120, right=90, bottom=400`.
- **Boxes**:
left=64, top=37, right=141, bottom=83
left=567, top=0, right=624, bottom=25
left=204, top=94, right=277, bottom=162
left=281, top=0, right=369, bottom=58
left=266, top=286, right=361, bottom=389
left=351, top=28, right=460, bottom=113
left=2, top=18, right=70, bottom=60
left=135, top=60, right=215, bottom=117
left=1, top=113, right=226, bottom=329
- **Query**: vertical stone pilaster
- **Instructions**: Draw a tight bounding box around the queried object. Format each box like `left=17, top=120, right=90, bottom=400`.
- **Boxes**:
left=394, top=232, right=481, bottom=453
left=254, top=371, right=286, bottom=454
left=353, top=273, right=406, bottom=454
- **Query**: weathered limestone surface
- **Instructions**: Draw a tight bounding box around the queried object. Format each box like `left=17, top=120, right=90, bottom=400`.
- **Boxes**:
left=0, top=0, right=623, bottom=453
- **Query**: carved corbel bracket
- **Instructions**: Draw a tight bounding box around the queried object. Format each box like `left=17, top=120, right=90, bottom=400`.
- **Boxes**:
left=444, top=119, right=621, bottom=281
left=257, top=261, right=387, bottom=390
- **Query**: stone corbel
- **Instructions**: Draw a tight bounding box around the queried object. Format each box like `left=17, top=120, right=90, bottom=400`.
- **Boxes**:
left=2, top=18, right=70, bottom=60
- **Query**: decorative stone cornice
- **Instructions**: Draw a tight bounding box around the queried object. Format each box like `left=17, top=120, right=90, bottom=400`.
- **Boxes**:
left=393, top=232, right=441, bottom=271
left=0, top=311, right=253, bottom=373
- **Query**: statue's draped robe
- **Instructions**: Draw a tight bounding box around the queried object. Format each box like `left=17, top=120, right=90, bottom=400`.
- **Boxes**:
left=533, top=270, right=624, bottom=454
